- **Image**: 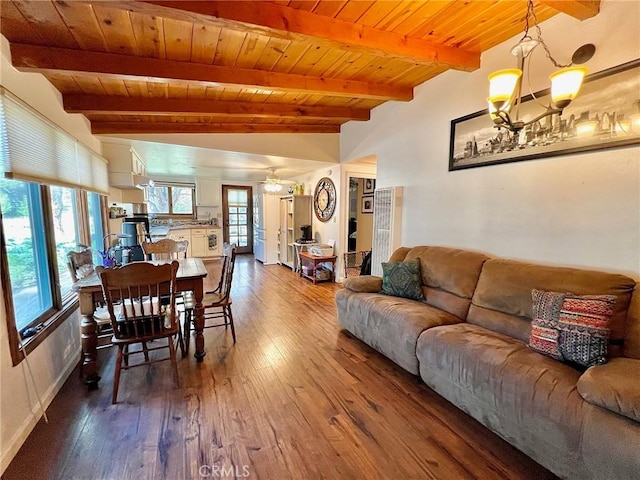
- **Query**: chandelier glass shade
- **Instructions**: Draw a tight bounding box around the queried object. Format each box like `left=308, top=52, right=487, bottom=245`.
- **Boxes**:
left=549, top=67, right=588, bottom=109
left=488, top=69, right=522, bottom=112
left=263, top=181, right=282, bottom=193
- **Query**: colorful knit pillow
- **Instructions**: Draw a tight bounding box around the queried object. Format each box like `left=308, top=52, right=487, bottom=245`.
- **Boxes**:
left=529, top=289, right=566, bottom=360
left=380, top=259, right=424, bottom=301
left=557, top=294, right=616, bottom=367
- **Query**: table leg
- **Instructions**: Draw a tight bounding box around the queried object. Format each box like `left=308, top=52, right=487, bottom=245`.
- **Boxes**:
left=80, top=292, right=100, bottom=389
left=294, top=244, right=300, bottom=273
left=193, top=280, right=206, bottom=362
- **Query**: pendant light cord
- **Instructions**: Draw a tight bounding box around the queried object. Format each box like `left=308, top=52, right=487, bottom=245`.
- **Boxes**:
left=522, top=0, right=572, bottom=68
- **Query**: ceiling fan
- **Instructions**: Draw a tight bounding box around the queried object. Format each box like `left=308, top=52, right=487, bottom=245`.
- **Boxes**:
left=259, top=168, right=295, bottom=193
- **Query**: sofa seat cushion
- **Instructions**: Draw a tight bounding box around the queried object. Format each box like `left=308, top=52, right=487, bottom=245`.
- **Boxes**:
left=335, top=289, right=461, bottom=374
left=417, top=323, right=590, bottom=479
left=577, top=358, right=640, bottom=422
left=580, top=399, right=640, bottom=479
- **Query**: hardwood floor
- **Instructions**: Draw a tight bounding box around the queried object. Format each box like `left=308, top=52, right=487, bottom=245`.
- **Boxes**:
left=4, top=256, right=557, bottom=480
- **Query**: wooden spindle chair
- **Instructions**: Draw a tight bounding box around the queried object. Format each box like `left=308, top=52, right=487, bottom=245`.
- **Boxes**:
left=68, top=248, right=115, bottom=378
left=67, top=248, right=95, bottom=281
left=141, top=238, right=187, bottom=261
left=181, top=243, right=237, bottom=355
left=142, top=238, right=190, bottom=352
left=96, top=261, right=181, bottom=404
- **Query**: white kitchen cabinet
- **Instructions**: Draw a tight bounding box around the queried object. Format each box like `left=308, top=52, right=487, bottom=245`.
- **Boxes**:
left=190, top=228, right=208, bottom=257
left=103, top=143, right=151, bottom=190
left=195, top=178, right=221, bottom=207
left=166, top=226, right=221, bottom=258
left=103, top=143, right=146, bottom=174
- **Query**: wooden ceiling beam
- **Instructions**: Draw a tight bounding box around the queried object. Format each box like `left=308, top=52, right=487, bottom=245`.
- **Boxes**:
left=63, top=94, right=370, bottom=121
left=116, top=0, right=480, bottom=71
left=10, top=43, right=412, bottom=102
left=539, top=0, right=600, bottom=20
left=91, top=122, right=340, bottom=134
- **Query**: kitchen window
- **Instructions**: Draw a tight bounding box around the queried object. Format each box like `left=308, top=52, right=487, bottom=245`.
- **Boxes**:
left=147, top=183, right=194, bottom=216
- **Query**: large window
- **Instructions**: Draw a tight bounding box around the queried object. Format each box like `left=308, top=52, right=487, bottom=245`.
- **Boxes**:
left=0, top=178, right=53, bottom=331
left=1, top=88, right=109, bottom=364
left=87, top=191, right=105, bottom=262
left=49, top=186, right=81, bottom=298
left=0, top=177, right=105, bottom=358
left=147, top=184, right=194, bottom=216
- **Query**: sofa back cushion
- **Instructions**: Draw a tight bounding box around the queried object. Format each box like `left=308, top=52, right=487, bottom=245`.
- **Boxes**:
left=468, top=258, right=636, bottom=356
left=402, top=246, right=489, bottom=319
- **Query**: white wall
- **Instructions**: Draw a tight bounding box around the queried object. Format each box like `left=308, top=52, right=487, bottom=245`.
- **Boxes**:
left=291, top=161, right=376, bottom=280
left=341, top=1, right=640, bottom=277
left=0, top=34, right=99, bottom=473
left=293, top=166, right=341, bottom=247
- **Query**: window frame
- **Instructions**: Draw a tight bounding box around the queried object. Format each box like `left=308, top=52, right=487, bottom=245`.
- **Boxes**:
left=1, top=182, right=105, bottom=366
left=146, top=183, right=195, bottom=217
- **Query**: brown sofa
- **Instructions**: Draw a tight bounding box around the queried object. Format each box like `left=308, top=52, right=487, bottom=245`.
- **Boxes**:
left=335, top=246, right=640, bottom=480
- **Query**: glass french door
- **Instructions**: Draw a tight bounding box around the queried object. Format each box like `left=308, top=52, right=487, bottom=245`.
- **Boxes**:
left=222, top=185, right=253, bottom=254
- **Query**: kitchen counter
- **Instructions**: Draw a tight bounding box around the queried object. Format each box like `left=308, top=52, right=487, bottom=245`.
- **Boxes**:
left=149, top=224, right=220, bottom=237
left=148, top=223, right=222, bottom=257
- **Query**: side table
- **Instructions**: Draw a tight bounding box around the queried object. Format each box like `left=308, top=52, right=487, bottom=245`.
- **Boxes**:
left=292, top=242, right=319, bottom=272
left=299, top=251, right=337, bottom=284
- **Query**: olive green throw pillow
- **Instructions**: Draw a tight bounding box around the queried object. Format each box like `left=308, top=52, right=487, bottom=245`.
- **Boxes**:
left=380, top=259, right=425, bottom=301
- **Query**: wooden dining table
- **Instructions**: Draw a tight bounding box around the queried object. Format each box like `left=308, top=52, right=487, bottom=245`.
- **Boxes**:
left=72, top=257, right=208, bottom=390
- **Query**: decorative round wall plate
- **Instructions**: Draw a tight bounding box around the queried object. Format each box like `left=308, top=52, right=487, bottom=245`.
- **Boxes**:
left=313, top=177, right=336, bottom=222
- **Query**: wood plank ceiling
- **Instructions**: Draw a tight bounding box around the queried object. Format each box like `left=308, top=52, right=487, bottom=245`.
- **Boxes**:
left=0, top=0, right=600, bottom=135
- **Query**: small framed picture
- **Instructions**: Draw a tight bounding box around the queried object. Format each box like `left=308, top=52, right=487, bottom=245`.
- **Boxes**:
left=361, top=195, right=374, bottom=214
left=363, top=178, right=376, bottom=194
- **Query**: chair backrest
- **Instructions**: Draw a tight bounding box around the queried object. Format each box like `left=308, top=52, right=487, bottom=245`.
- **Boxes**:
left=67, top=248, right=95, bottom=282
left=96, top=261, right=179, bottom=340
left=141, top=238, right=185, bottom=261
left=175, top=240, right=189, bottom=258
left=219, top=243, right=237, bottom=302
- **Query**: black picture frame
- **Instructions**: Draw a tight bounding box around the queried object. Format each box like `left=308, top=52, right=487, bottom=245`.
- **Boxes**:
left=361, top=195, right=374, bottom=214
left=449, top=59, right=640, bottom=171
left=363, top=178, right=376, bottom=194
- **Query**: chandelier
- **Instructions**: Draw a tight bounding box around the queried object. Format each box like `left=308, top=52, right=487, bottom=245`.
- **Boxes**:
left=262, top=168, right=284, bottom=193
left=263, top=181, right=282, bottom=193
left=487, top=0, right=595, bottom=133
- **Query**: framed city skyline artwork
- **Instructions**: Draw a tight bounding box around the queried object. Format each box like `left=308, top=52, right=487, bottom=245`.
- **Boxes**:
left=449, top=59, right=640, bottom=171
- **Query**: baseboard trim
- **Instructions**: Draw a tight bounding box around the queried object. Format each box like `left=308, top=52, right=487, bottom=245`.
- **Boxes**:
left=0, top=348, right=80, bottom=475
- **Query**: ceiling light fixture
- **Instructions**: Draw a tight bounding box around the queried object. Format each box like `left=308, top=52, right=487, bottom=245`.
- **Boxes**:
left=262, top=168, right=285, bottom=194
left=263, top=182, right=282, bottom=193
left=487, top=0, right=595, bottom=134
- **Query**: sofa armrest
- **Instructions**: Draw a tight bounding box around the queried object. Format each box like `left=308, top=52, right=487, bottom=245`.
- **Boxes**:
left=343, top=275, right=383, bottom=293
left=577, top=357, right=640, bottom=422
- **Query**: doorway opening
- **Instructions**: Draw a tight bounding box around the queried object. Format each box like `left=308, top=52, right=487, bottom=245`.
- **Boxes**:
left=343, top=176, right=375, bottom=278
left=222, top=185, right=253, bottom=254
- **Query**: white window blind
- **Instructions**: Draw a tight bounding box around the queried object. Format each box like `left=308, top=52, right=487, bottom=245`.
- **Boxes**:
left=0, top=88, right=109, bottom=194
